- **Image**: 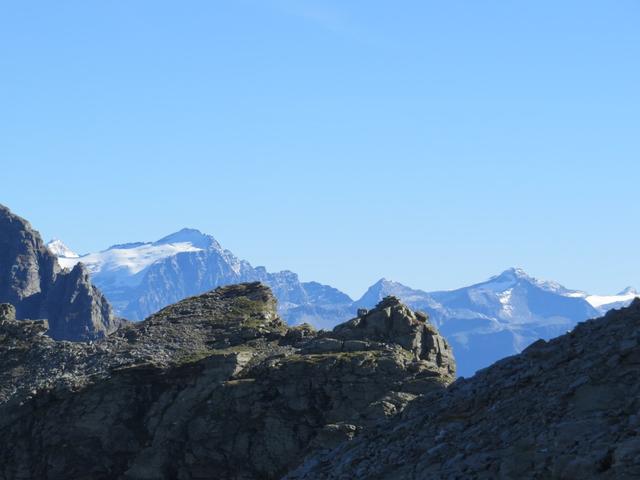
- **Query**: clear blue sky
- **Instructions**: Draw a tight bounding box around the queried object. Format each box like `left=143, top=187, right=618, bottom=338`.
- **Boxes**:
left=1, top=1, right=639, bottom=298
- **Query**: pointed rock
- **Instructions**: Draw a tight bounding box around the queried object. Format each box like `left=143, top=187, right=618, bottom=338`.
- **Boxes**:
left=333, top=295, right=455, bottom=376
left=0, top=204, right=118, bottom=340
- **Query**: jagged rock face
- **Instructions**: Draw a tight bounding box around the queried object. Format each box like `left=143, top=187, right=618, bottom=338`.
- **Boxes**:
left=0, top=283, right=454, bottom=480
left=0, top=205, right=117, bottom=340
left=287, top=299, right=640, bottom=480
left=331, top=296, right=455, bottom=377
left=0, top=303, right=15, bottom=321
left=0, top=205, right=58, bottom=307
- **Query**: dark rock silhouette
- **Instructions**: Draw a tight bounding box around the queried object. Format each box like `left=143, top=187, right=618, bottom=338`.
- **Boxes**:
left=0, top=204, right=118, bottom=340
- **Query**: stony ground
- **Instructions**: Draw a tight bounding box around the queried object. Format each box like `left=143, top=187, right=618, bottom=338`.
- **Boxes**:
left=0, top=283, right=455, bottom=480
left=287, top=299, right=640, bottom=479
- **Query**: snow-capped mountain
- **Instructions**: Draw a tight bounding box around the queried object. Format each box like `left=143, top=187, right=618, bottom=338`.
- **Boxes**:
left=47, top=233, right=638, bottom=377
left=581, top=287, right=640, bottom=314
left=46, top=230, right=351, bottom=325
left=46, top=239, right=79, bottom=259
left=426, top=268, right=600, bottom=376
left=57, top=230, right=209, bottom=285
left=353, top=268, right=638, bottom=377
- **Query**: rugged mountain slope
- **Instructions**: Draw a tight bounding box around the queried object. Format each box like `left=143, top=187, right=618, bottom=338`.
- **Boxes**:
left=288, top=299, right=640, bottom=479
left=0, top=205, right=118, bottom=340
left=49, top=230, right=353, bottom=326
left=0, top=283, right=454, bottom=480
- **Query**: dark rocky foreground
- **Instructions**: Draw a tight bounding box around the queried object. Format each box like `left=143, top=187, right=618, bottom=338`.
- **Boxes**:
left=288, top=299, right=640, bottom=479
left=3, top=279, right=639, bottom=480
left=0, top=283, right=454, bottom=479
left=0, top=205, right=118, bottom=340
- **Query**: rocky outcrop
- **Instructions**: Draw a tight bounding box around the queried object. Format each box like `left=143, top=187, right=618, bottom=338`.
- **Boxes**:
left=288, top=299, right=640, bottom=479
left=0, top=283, right=454, bottom=480
left=0, top=205, right=118, bottom=340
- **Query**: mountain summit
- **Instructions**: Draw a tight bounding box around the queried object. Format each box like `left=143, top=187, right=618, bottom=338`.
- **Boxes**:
left=45, top=239, right=79, bottom=259
left=355, top=278, right=440, bottom=313
left=152, top=228, right=220, bottom=249
left=488, top=267, right=575, bottom=294
left=620, top=286, right=639, bottom=295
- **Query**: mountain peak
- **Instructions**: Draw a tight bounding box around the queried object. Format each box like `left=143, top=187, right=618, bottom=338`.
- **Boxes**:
left=153, top=228, right=219, bottom=249
left=489, top=267, right=572, bottom=295
left=368, top=278, right=410, bottom=293
left=486, top=267, right=533, bottom=286
left=356, top=278, right=430, bottom=308
left=618, top=286, right=639, bottom=296
left=46, top=239, right=79, bottom=258
left=496, top=267, right=532, bottom=280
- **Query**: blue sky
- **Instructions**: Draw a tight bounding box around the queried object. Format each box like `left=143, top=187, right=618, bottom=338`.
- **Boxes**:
left=1, top=1, right=639, bottom=298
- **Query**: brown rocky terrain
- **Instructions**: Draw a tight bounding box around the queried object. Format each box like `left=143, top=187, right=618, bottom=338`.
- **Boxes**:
left=0, top=283, right=455, bottom=479
left=0, top=205, right=118, bottom=340
left=287, top=299, right=640, bottom=479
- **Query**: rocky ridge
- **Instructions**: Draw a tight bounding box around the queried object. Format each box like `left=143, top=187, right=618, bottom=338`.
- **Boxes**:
left=0, top=205, right=118, bottom=340
left=287, top=299, right=640, bottom=479
left=0, top=283, right=454, bottom=480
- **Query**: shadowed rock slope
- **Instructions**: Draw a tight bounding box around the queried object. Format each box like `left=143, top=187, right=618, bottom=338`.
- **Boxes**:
left=287, top=299, right=640, bottom=480
left=0, top=204, right=118, bottom=340
left=0, top=283, right=454, bottom=480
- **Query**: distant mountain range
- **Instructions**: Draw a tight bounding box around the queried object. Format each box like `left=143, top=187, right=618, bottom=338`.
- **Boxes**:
left=360, top=270, right=636, bottom=377
left=49, top=229, right=353, bottom=329
left=48, top=230, right=639, bottom=376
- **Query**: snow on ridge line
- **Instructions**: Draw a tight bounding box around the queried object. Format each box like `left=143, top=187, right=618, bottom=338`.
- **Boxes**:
left=54, top=241, right=205, bottom=275
left=585, top=292, right=640, bottom=309
left=46, top=239, right=79, bottom=259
